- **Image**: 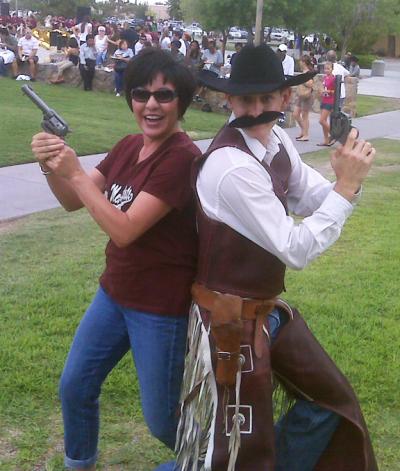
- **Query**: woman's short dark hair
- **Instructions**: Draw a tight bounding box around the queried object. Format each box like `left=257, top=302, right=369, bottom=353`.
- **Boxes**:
left=124, top=48, right=196, bottom=119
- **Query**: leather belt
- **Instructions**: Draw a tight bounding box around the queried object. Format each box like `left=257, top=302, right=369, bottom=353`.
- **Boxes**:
left=192, top=283, right=276, bottom=361
left=192, top=282, right=276, bottom=321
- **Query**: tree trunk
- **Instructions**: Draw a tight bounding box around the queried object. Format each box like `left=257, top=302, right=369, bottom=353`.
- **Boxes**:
left=340, top=31, right=351, bottom=60
left=221, top=30, right=228, bottom=60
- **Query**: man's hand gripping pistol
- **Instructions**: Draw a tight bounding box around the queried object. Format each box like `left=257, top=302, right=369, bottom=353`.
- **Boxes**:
left=21, top=84, right=70, bottom=137
left=329, top=74, right=358, bottom=144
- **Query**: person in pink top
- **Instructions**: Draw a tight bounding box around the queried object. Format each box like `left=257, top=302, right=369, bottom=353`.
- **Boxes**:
left=318, top=61, right=336, bottom=146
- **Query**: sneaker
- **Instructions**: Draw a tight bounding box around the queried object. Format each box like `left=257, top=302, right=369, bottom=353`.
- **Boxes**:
left=116, top=92, right=120, bottom=97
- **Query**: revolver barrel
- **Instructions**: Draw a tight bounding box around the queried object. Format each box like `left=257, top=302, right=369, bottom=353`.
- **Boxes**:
left=21, top=84, right=53, bottom=116
left=21, top=84, right=70, bottom=137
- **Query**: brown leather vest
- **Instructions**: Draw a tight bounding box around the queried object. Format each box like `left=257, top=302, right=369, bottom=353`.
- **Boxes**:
left=193, top=126, right=291, bottom=299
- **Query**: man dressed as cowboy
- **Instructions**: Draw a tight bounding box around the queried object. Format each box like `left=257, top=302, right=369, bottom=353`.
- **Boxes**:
left=174, top=45, right=378, bottom=471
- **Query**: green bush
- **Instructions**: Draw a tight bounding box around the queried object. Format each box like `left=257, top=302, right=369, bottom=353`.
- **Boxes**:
left=353, top=53, right=378, bottom=69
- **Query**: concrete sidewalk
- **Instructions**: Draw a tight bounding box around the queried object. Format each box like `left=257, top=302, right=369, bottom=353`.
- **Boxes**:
left=1, top=109, right=400, bottom=222
left=359, top=58, right=400, bottom=99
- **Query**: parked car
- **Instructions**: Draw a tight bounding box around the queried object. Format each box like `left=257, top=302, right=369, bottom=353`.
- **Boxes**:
left=304, top=33, right=316, bottom=43
left=128, top=18, right=144, bottom=28
left=269, top=28, right=285, bottom=42
left=185, top=24, right=203, bottom=37
left=169, top=20, right=184, bottom=31
left=228, top=27, right=248, bottom=40
left=285, top=31, right=295, bottom=43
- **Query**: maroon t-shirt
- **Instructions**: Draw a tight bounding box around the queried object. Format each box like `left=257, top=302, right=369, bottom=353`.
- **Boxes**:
left=96, top=132, right=201, bottom=316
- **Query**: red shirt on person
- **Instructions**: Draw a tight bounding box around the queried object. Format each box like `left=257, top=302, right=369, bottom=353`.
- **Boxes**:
left=321, top=74, right=335, bottom=106
left=96, top=132, right=200, bottom=316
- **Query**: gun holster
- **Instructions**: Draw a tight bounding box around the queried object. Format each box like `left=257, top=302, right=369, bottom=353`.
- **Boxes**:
left=211, top=293, right=243, bottom=386
left=191, top=283, right=276, bottom=386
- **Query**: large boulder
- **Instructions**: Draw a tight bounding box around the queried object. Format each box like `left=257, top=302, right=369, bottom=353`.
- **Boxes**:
left=16, top=61, right=116, bottom=93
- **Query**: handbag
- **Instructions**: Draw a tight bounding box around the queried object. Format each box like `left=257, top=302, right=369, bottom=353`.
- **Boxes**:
left=297, top=82, right=312, bottom=98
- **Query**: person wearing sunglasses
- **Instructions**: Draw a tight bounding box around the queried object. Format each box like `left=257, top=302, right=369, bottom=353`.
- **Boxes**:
left=30, top=48, right=200, bottom=471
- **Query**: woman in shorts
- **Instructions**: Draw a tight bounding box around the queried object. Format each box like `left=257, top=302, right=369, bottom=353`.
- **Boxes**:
left=293, top=54, right=315, bottom=142
left=318, top=61, right=335, bottom=146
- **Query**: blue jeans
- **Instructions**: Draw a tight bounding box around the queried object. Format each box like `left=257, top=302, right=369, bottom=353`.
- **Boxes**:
left=96, top=51, right=107, bottom=66
left=59, top=286, right=188, bottom=469
left=0, top=57, right=7, bottom=76
left=155, top=309, right=339, bottom=471
left=114, top=69, right=124, bottom=93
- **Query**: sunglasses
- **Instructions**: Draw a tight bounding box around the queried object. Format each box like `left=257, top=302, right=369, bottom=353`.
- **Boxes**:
left=130, top=88, right=178, bottom=103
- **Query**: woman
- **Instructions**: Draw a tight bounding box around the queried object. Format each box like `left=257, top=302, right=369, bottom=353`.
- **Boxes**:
left=318, top=61, right=335, bottom=146
left=94, top=25, right=108, bottom=67
left=77, top=15, right=92, bottom=45
left=293, top=54, right=315, bottom=142
left=112, top=39, right=134, bottom=96
left=106, top=23, right=121, bottom=57
left=31, top=48, right=200, bottom=471
left=160, top=27, right=171, bottom=50
left=185, top=40, right=203, bottom=74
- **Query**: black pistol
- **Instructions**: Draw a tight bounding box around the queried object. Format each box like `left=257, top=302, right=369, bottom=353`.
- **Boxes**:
left=329, top=75, right=356, bottom=145
left=21, top=84, right=70, bottom=137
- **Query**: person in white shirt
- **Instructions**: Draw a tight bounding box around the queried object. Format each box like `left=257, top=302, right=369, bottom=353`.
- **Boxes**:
left=94, top=25, right=108, bottom=67
left=175, top=44, right=378, bottom=471
left=76, top=17, right=92, bottom=45
left=327, top=49, right=350, bottom=106
left=277, top=43, right=294, bottom=76
left=134, top=34, right=146, bottom=56
left=17, top=29, right=39, bottom=80
left=201, top=39, right=223, bottom=76
left=160, top=27, right=171, bottom=50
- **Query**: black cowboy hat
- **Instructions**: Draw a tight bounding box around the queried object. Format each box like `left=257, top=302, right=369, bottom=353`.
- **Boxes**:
left=199, top=44, right=316, bottom=95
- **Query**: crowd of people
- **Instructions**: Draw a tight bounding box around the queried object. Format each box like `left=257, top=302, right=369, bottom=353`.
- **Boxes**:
left=1, top=10, right=366, bottom=151
left=0, top=12, right=230, bottom=97
left=276, top=44, right=361, bottom=147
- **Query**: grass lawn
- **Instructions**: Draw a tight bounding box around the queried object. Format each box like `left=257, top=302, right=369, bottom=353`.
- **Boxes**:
left=0, top=77, right=227, bottom=168
left=0, top=134, right=400, bottom=468
left=356, top=94, right=400, bottom=117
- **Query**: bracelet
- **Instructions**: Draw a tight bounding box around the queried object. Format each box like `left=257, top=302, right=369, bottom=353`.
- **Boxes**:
left=39, top=163, right=52, bottom=176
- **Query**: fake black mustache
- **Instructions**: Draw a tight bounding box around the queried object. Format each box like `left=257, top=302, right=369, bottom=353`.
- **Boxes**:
left=229, top=111, right=284, bottom=129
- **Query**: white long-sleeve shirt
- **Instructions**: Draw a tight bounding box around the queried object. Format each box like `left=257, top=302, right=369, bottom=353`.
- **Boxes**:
left=282, top=54, right=294, bottom=76
left=196, top=125, right=357, bottom=270
left=333, top=62, right=350, bottom=99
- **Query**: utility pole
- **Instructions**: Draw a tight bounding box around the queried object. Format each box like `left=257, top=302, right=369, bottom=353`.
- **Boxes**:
left=254, top=0, right=264, bottom=46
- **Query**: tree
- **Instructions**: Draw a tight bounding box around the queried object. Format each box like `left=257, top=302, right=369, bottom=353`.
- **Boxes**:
left=167, top=0, right=183, bottom=20
left=313, top=0, right=400, bottom=56
left=23, top=0, right=96, bottom=18
left=181, top=0, right=258, bottom=55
